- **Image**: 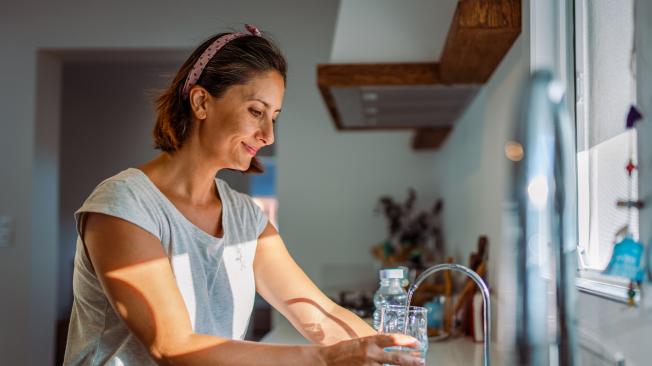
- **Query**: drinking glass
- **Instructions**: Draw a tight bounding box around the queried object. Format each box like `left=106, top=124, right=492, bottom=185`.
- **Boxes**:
left=378, top=305, right=428, bottom=365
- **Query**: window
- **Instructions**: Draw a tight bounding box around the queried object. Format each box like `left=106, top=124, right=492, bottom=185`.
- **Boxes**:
left=574, top=0, right=638, bottom=272
left=250, top=156, right=279, bottom=229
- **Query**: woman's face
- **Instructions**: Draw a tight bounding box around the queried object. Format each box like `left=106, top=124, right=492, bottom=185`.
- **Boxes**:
left=197, top=70, right=284, bottom=171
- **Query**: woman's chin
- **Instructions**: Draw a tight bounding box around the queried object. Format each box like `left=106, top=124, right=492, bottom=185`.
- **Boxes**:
left=231, top=159, right=252, bottom=172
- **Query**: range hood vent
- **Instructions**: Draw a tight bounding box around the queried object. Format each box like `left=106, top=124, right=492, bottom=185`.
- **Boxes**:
left=329, top=84, right=481, bottom=129
left=318, top=0, right=521, bottom=150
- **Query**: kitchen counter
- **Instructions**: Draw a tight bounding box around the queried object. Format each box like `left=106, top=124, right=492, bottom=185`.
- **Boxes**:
left=261, top=316, right=506, bottom=365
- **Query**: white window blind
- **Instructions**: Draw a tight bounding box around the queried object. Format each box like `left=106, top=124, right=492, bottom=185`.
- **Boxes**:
left=575, top=0, right=637, bottom=270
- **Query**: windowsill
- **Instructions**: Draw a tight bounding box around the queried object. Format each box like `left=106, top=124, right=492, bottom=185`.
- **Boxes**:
left=576, top=269, right=640, bottom=305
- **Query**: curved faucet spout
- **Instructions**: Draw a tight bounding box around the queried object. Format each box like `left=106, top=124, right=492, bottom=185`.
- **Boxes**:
left=510, top=70, right=578, bottom=366
left=410, top=263, right=491, bottom=366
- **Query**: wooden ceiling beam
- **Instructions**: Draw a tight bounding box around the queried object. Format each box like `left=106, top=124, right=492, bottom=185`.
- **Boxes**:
left=439, top=0, right=522, bottom=84
left=317, top=62, right=441, bottom=87
left=412, top=128, right=453, bottom=150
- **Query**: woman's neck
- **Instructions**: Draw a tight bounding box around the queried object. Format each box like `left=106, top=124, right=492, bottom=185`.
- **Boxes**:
left=139, top=150, right=222, bottom=206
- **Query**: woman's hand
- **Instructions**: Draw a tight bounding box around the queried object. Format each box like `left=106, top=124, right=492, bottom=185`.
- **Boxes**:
left=315, top=333, right=425, bottom=366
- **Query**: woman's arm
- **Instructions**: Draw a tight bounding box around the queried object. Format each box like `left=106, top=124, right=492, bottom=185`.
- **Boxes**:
left=253, top=222, right=377, bottom=345
left=82, top=213, right=321, bottom=365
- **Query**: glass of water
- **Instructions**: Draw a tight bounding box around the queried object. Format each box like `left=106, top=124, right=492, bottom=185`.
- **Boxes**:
left=378, top=305, right=428, bottom=365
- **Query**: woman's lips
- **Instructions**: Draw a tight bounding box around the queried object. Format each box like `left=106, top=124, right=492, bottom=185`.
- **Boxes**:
left=242, top=142, right=258, bottom=156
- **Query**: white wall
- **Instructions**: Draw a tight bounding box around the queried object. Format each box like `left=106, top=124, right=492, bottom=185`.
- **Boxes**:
left=0, top=1, right=442, bottom=363
left=430, top=32, right=529, bottom=351
left=432, top=36, right=528, bottom=263
left=331, top=0, right=457, bottom=62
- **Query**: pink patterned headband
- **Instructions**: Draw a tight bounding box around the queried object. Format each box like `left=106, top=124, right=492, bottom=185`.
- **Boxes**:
left=182, top=24, right=262, bottom=99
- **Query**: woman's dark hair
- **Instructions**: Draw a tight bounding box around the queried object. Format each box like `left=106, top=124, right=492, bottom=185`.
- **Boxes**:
left=153, top=31, right=287, bottom=173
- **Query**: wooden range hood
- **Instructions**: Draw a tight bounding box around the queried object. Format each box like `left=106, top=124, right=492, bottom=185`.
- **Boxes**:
left=317, top=0, right=521, bottom=150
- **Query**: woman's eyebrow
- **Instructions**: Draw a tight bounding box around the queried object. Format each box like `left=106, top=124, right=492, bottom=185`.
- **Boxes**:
left=248, top=97, right=281, bottom=113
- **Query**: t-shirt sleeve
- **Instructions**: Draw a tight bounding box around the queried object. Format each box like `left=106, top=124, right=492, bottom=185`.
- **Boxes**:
left=237, top=191, right=269, bottom=239
left=252, top=197, right=269, bottom=238
left=74, top=178, right=160, bottom=240
left=240, top=194, right=268, bottom=239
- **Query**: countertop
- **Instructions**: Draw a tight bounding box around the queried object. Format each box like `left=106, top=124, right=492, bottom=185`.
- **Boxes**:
left=261, top=316, right=505, bottom=365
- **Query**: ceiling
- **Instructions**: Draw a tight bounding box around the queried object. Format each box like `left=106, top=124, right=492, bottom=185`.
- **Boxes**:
left=330, top=0, right=459, bottom=63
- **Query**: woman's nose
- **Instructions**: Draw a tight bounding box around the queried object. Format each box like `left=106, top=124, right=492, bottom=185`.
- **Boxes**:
left=258, top=118, right=275, bottom=145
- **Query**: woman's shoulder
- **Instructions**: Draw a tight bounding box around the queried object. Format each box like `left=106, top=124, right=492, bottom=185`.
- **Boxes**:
left=84, top=168, right=149, bottom=203
left=76, top=168, right=161, bottom=239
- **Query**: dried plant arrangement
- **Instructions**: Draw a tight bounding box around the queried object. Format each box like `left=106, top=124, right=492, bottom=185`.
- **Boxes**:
left=371, top=188, right=445, bottom=268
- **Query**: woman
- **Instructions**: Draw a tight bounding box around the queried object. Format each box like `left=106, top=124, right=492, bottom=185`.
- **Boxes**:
left=64, top=25, right=424, bottom=366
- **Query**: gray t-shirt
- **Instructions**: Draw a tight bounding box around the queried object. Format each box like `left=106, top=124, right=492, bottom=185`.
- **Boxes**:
left=64, top=168, right=268, bottom=365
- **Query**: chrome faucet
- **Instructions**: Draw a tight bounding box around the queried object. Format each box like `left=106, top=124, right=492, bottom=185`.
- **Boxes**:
left=409, top=264, right=491, bottom=366
left=508, top=70, right=579, bottom=365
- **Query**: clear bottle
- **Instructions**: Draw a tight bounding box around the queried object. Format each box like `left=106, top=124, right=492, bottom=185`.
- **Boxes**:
left=372, top=268, right=408, bottom=330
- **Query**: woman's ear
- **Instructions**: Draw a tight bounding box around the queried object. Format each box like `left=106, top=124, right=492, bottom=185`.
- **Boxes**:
left=189, top=87, right=208, bottom=120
